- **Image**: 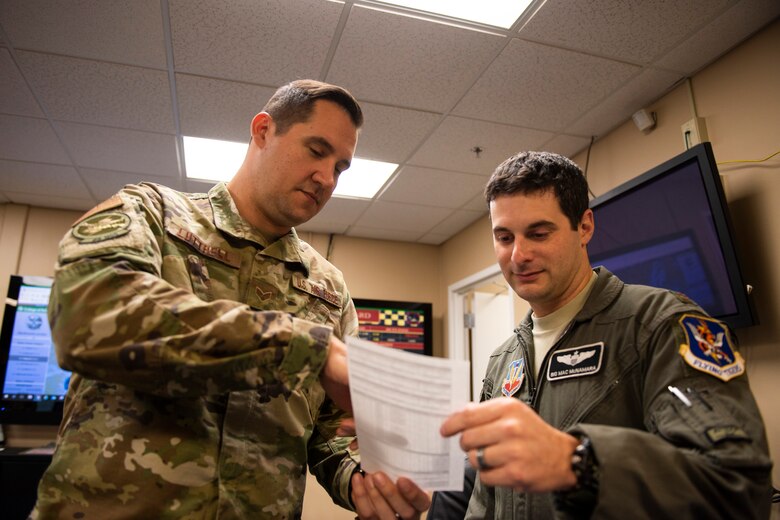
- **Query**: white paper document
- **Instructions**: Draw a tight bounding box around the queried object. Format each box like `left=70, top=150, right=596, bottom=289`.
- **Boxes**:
left=346, top=336, right=469, bottom=491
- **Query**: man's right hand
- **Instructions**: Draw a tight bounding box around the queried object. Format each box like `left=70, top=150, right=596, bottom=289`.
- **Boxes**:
left=320, top=336, right=352, bottom=412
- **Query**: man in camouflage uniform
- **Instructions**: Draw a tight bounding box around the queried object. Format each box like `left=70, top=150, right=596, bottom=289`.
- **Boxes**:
left=32, top=80, right=430, bottom=519
left=436, top=151, right=772, bottom=519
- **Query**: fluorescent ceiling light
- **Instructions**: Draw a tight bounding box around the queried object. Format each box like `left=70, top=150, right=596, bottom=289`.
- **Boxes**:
left=183, top=136, right=397, bottom=199
left=333, top=157, right=397, bottom=199
left=183, top=136, right=245, bottom=182
left=374, top=0, right=533, bottom=29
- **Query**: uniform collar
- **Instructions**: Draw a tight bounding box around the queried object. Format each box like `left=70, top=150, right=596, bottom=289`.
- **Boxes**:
left=208, top=182, right=311, bottom=275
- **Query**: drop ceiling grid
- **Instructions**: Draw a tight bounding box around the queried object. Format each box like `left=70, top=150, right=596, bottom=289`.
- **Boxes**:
left=54, top=122, right=180, bottom=178
left=0, top=0, right=167, bottom=68
left=0, top=49, right=43, bottom=117
left=517, top=0, right=737, bottom=65
left=175, top=74, right=278, bottom=143
left=452, top=39, right=641, bottom=131
left=0, top=115, right=69, bottom=165
left=0, top=160, right=89, bottom=200
left=325, top=4, right=506, bottom=112
left=17, top=52, right=175, bottom=133
left=354, top=103, right=441, bottom=165
left=407, top=116, right=555, bottom=175
left=168, top=0, right=343, bottom=84
left=378, top=166, right=490, bottom=208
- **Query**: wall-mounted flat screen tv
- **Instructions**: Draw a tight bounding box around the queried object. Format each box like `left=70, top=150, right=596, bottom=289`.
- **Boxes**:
left=0, top=275, right=70, bottom=425
left=352, top=299, right=432, bottom=356
left=588, top=142, right=756, bottom=329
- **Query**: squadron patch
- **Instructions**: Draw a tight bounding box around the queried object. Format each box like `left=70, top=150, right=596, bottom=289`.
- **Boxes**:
left=72, top=211, right=131, bottom=243
left=502, top=358, right=525, bottom=397
left=678, top=314, right=744, bottom=381
left=547, top=342, right=604, bottom=381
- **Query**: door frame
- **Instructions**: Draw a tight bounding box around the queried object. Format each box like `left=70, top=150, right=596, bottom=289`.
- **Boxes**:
left=447, top=263, right=514, bottom=362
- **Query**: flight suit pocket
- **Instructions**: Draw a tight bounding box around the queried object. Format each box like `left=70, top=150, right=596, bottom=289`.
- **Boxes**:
left=650, top=387, right=752, bottom=454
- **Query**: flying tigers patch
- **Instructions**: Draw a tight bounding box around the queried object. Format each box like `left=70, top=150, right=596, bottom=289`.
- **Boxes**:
left=547, top=342, right=604, bottom=381
left=678, top=314, right=744, bottom=382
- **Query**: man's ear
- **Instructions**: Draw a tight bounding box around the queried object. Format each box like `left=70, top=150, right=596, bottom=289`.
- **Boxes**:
left=580, top=209, right=595, bottom=246
left=250, top=112, right=273, bottom=146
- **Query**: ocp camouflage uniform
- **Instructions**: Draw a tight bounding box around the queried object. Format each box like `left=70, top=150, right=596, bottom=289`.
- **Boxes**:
left=32, top=182, right=359, bottom=519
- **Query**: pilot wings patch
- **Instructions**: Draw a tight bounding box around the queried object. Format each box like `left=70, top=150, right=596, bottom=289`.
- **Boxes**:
left=547, top=342, right=604, bottom=381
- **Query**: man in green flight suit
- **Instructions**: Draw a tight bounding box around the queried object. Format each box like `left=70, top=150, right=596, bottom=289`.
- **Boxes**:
left=32, top=79, right=430, bottom=519
left=437, top=151, right=772, bottom=519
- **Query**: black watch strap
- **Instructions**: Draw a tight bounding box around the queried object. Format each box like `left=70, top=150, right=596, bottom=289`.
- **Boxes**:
left=553, top=432, right=599, bottom=517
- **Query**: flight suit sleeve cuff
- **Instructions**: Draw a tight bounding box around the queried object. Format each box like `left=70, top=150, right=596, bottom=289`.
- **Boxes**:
left=281, top=317, right=333, bottom=390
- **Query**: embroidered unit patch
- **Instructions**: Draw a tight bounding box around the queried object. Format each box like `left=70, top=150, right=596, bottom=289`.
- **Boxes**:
left=547, top=342, right=604, bottom=381
left=502, top=358, right=525, bottom=397
left=72, top=211, right=131, bottom=243
left=678, top=314, right=745, bottom=381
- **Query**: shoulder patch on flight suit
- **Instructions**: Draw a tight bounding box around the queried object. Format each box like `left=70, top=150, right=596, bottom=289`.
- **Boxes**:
left=72, top=211, right=131, bottom=244
left=502, top=358, right=525, bottom=397
left=72, top=194, right=123, bottom=226
left=292, top=276, right=341, bottom=307
left=547, top=342, right=604, bottom=381
left=678, top=314, right=745, bottom=382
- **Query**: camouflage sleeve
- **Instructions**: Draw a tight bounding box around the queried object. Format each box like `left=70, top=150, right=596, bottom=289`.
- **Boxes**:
left=307, top=294, right=361, bottom=509
left=49, top=186, right=332, bottom=397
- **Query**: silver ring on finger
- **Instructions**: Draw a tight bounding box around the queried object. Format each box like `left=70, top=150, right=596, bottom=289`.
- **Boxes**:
left=476, top=446, right=491, bottom=470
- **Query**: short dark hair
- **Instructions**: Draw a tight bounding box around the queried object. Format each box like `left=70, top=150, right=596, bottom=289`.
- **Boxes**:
left=263, top=79, right=363, bottom=135
left=484, top=151, right=589, bottom=230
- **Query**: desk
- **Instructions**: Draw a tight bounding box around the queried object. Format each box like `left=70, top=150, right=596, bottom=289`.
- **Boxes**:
left=0, top=447, right=52, bottom=519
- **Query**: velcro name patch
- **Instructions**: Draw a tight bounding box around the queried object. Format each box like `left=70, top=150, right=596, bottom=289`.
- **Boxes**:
left=547, top=342, right=604, bottom=381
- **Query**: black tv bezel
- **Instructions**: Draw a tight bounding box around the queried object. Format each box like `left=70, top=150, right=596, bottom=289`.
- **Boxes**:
left=352, top=298, right=433, bottom=356
left=0, top=274, right=65, bottom=426
left=588, top=142, right=756, bottom=329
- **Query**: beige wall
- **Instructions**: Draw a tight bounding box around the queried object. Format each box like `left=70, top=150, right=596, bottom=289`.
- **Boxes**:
left=1, top=17, right=777, bottom=516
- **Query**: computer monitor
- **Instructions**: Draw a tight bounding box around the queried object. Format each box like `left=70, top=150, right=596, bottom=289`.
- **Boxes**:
left=588, top=142, right=756, bottom=329
left=0, top=275, right=70, bottom=425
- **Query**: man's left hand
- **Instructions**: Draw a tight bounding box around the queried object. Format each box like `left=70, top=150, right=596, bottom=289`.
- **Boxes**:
left=351, top=471, right=430, bottom=520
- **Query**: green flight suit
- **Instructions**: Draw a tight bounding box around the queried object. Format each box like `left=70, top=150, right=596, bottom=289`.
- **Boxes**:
left=467, top=268, right=772, bottom=519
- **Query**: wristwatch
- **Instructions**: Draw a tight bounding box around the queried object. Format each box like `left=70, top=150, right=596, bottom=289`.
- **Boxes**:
left=553, top=432, right=599, bottom=517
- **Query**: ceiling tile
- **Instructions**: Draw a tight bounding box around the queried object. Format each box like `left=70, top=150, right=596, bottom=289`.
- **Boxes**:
left=169, top=0, right=342, bottom=84
left=416, top=233, right=450, bottom=245
left=327, top=5, right=506, bottom=112
left=0, top=0, right=166, bottom=68
left=567, top=67, right=683, bottom=137
left=0, top=114, right=70, bottom=164
left=2, top=191, right=94, bottom=211
left=463, top=193, right=488, bottom=212
left=518, top=0, right=735, bottom=64
left=654, top=0, right=780, bottom=74
left=354, top=200, right=451, bottom=233
left=409, top=116, right=554, bottom=175
left=176, top=74, right=277, bottom=142
left=56, top=122, right=179, bottom=177
left=379, top=166, right=489, bottom=208
left=453, top=39, right=640, bottom=131
left=0, top=48, right=43, bottom=117
left=17, top=51, right=174, bottom=132
left=0, top=160, right=91, bottom=198
left=346, top=226, right=425, bottom=243
left=542, top=134, right=594, bottom=159
left=424, top=208, right=485, bottom=237
left=81, top=169, right=184, bottom=202
left=304, top=197, right=371, bottom=227
left=356, top=103, right=441, bottom=164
